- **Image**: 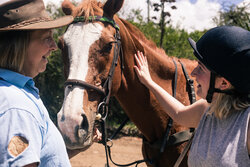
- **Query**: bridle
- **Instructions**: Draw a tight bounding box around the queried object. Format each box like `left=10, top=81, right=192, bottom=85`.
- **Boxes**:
left=64, top=15, right=123, bottom=118
left=63, top=15, right=125, bottom=166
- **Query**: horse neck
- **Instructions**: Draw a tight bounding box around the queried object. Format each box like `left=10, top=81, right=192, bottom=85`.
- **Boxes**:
left=114, top=17, right=180, bottom=142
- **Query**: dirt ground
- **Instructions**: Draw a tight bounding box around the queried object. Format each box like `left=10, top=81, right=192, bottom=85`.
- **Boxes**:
left=70, top=136, right=147, bottom=167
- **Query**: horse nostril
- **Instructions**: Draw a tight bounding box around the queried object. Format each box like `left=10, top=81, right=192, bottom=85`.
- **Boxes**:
left=75, top=114, right=89, bottom=142
left=78, top=129, right=88, bottom=139
left=81, top=114, right=89, bottom=130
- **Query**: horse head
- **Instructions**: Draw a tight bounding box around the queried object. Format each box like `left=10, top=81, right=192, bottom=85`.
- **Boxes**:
left=57, top=0, right=125, bottom=150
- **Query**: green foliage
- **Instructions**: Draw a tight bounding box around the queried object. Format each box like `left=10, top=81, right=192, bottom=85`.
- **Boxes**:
left=163, top=27, right=205, bottom=59
left=213, top=2, right=250, bottom=30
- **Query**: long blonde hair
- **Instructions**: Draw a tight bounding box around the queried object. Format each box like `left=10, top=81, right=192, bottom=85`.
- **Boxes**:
left=0, top=31, right=31, bottom=73
left=210, top=89, right=250, bottom=119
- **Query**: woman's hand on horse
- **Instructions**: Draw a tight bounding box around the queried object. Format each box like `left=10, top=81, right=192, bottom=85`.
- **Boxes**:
left=93, top=128, right=102, bottom=143
left=134, top=51, right=153, bottom=86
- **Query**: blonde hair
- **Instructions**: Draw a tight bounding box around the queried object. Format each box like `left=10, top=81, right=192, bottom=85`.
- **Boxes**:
left=0, top=31, right=31, bottom=73
left=210, top=89, right=250, bottom=119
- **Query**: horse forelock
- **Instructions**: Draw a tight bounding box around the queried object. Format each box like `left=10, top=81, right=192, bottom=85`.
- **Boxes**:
left=63, top=0, right=104, bottom=19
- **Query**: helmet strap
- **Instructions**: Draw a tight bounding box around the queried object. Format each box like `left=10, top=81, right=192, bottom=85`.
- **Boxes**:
left=206, top=72, right=216, bottom=103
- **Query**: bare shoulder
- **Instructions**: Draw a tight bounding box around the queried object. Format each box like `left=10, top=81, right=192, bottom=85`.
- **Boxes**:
left=187, top=99, right=209, bottom=116
left=185, top=99, right=209, bottom=127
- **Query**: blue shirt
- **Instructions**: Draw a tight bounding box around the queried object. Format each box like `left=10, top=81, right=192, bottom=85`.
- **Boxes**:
left=0, top=69, right=71, bottom=167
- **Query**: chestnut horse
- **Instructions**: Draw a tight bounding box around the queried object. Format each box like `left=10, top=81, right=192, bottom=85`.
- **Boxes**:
left=57, top=0, right=198, bottom=166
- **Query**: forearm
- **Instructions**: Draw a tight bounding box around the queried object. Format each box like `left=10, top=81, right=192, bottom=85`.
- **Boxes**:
left=134, top=51, right=207, bottom=127
left=145, top=80, right=207, bottom=127
left=146, top=80, right=186, bottom=122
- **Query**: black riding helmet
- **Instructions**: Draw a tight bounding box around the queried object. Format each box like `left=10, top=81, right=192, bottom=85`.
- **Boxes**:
left=188, top=26, right=250, bottom=103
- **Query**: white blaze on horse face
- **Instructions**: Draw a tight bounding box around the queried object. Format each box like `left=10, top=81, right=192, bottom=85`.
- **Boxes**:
left=58, top=22, right=103, bottom=146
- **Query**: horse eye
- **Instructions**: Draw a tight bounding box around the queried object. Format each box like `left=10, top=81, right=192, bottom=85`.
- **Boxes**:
left=101, top=42, right=113, bottom=53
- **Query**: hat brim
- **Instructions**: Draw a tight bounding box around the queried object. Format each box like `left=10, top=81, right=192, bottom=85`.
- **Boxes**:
left=188, top=37, right=215, bottom=73
left=188, top=37, right=204, bottom=62
left=0, top=15, right=73, bottom=31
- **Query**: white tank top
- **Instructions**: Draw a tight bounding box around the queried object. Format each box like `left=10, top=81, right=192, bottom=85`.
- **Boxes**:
left=188, top=107, right=250, bottom=167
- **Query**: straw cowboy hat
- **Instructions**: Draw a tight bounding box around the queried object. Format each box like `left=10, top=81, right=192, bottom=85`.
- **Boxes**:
left=0, top=0, right=73, bottom=31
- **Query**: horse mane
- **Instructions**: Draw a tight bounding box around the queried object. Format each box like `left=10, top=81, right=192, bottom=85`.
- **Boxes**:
left=118, top=18, right=167, bottom=56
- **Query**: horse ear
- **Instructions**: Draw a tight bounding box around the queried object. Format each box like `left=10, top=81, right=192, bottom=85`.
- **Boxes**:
left=103, top=0, right=124, bottom=18
left=62, top=0, right=76, bottom=15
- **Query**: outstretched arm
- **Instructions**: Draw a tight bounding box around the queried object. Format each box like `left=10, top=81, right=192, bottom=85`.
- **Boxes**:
left=134, top=51, right=209, bottom=128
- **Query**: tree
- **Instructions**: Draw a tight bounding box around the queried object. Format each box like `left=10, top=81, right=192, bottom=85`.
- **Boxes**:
left=146, top=0, right=150, bottom=23
left=213, top=2, right=250, bottom=30
left=152, top=0, right=177, bottom=47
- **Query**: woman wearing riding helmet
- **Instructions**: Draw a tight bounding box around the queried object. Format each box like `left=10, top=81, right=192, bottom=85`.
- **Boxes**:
left=134, top=26, right=250, bottom=166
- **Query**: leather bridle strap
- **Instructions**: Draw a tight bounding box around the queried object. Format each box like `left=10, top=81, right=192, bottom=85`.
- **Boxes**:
left=102, top=29, right=122, bottom=105
left=173, top=61, right=197, bottom=167
left=179, top=61, right=196, bottom=104
left=73, top=16, right=120, bottom=30
left=64, top=79, right=105, bottom=96
left=159, top=59, right=178, bottom=153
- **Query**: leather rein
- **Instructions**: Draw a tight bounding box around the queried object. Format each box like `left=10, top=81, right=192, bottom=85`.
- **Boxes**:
left=64, top=15, right=196, bottom=167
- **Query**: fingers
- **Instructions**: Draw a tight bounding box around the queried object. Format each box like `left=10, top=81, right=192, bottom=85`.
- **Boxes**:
left=137, top=51, right=144, bottom=64
left=134, top=51, right=146, bottom=69
left=134, top=52, right=142, bottom=69
left=134, top=51, right=152, bottom=86
left=93, top=128, right=102, bottom=143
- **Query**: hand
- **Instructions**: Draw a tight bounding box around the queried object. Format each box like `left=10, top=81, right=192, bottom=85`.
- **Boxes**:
left=134, top=51, right=153, bottom=86
left=93, top=128, right=102, bottom=143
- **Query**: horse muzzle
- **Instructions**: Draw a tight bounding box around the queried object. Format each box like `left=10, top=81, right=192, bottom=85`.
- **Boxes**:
left=57, top=111, right=93, bottom=149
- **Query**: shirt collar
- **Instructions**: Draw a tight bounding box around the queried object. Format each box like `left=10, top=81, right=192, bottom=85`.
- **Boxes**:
left=0, top=68, right=38, bottom=91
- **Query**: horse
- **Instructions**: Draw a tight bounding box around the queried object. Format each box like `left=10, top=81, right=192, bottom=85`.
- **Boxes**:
left=57, top=0, right=199, bottom=166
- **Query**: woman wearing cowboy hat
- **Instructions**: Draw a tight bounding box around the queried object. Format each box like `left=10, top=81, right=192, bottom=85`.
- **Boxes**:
left=134, top=26, right=250, bottom=166
left=0, top=0, right=74, bottom=166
